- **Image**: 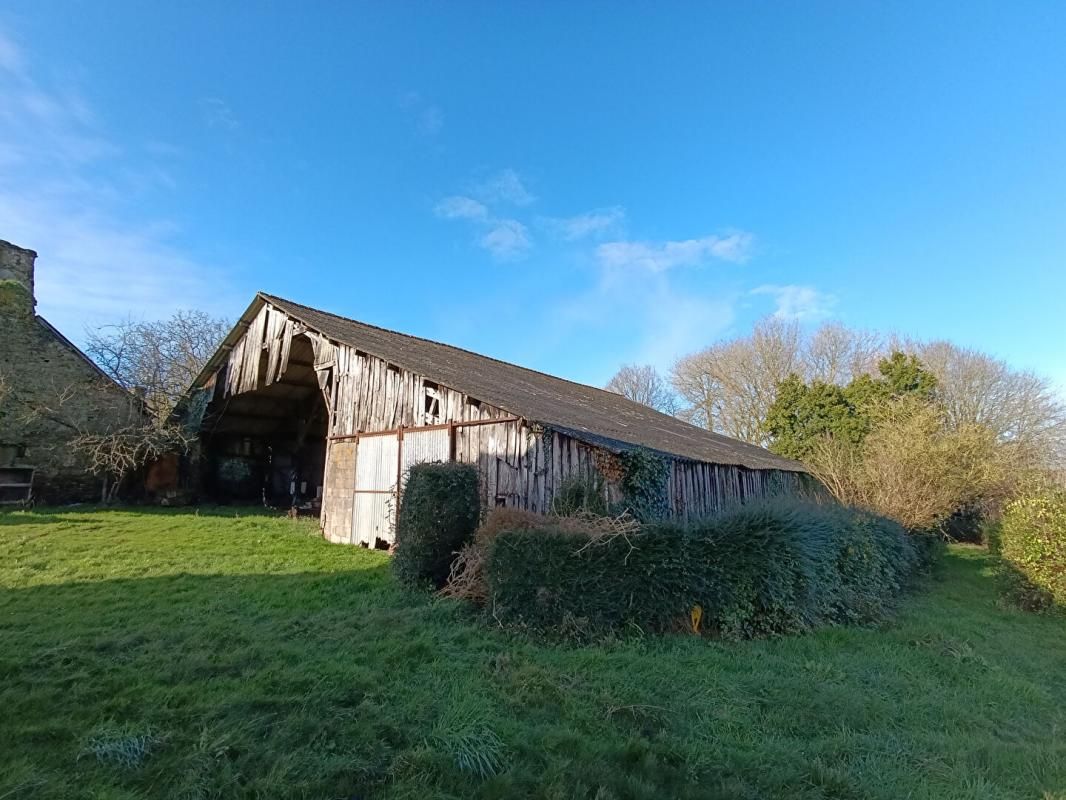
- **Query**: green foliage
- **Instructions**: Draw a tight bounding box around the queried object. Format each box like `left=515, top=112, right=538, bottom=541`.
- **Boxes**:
left=763, top=376, right=865, bottom=460
left=765, top=351, right=940, bottom=460
left=3, top=507, right=1066, bottom=799
left=486, top=500, right=920, bottom=638
left=875, top=351, right=940, bottom=400
left=0, top=278, right=31, bottom=315
left=993, top=485, right=1066, bottom=609
left=617, top=447, right=670, bottom=521
left=392, top=462, right=480, bottom=589
left=551, top=473, right=609, bottom=516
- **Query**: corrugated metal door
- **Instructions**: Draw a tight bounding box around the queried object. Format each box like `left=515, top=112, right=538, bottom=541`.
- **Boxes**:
left=400, top=428, right=451, bottom=487
left=351, top=433, right=399, bottom=547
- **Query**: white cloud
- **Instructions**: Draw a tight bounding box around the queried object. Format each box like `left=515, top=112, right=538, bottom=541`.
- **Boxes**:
left=546, top=207, right=625, bottom=240
left=479, top=219, right=530, bottom=260
left=434, top=195, right=489, bottom=221
left=434, top=175, right=535, bottom=260
left=0, top=26, right=239, bottom=340
left=596, top=231, right=754, bottom=272
left=751, top=284, right=836, bottom=321
left=475, top=168, right=535, bottom=206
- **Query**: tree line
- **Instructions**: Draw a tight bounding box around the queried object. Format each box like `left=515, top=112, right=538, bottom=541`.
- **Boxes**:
left=607, top=318, right=1066, bottom=531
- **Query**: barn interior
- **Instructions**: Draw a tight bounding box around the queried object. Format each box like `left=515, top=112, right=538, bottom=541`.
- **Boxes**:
left=197, top=334, right=329, bottom=509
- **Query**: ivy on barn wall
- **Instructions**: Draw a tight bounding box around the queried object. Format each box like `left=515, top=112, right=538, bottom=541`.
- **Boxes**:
left=618, top=447, right=670, bottom=521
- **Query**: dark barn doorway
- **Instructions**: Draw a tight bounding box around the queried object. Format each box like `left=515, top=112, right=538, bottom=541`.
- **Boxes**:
left=198, top=334, right=328, bottom=511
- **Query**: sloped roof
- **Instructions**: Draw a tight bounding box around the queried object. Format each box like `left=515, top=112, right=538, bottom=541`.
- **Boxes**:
left=251, top=293, right=802, bottom=472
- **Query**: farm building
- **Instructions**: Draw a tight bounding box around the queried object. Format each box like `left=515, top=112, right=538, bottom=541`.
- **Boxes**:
left=0, top=240, right=142, bottom=503
left=186, top=293, right=809, bottom=546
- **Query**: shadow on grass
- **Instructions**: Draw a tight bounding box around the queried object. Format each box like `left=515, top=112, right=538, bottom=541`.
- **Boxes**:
left=0, top=562, right=490, bottom=799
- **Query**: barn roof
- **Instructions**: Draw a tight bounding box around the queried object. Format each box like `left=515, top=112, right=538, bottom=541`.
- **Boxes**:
left=245, top=293, right=802, bottom=473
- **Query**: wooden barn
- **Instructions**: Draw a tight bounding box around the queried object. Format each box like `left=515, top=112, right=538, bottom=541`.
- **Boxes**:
left=185, top=293, right=808, bottom=546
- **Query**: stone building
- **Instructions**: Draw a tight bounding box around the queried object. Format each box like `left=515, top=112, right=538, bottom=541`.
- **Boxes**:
left=0, top=239, right=139, bottom=503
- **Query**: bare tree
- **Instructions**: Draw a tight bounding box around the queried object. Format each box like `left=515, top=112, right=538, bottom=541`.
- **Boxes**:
left=907, top=340, right=1066, bottom=468
left=805, top=323, right=884, bottom=385
left=85, top=310, right=230, bottom=421
left=604, top=364, right=678, bottom=413
left=671, top=317, right=803, bottom=444
left=72, top=423, right=195, bottom=501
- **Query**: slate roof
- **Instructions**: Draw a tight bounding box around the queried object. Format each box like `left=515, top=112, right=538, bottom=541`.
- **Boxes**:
left=248, top=293, right=803, bottom=472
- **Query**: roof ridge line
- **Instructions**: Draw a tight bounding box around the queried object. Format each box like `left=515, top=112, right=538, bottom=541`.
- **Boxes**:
left=258, top=291, right=683, bottom=418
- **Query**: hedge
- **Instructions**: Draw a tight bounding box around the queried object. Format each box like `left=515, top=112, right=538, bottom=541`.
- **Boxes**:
left=392, top=462, right=480, bottom=589
left=993, top=486, right=1066, bottom=609
left=485, top=500, right=920, bottom=638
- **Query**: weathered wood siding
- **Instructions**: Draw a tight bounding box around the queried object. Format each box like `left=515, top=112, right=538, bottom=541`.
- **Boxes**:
left=212, top=301, right=808, bottom=543
left=668, top=461, right=808, bottom=520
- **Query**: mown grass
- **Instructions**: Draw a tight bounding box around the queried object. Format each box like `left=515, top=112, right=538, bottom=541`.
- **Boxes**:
left=1, top=507, right=1064, bottom=800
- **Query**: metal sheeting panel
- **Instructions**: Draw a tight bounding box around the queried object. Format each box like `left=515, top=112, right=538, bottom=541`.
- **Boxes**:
left=355, top=435, right=399, bottom=491
left=400, top=428, right=451, bottom=488
left=352, top=492, right=393, bottom=547
left=352, top=434, right=400, bottom=546
left=351, top=428, right=452, bottom=547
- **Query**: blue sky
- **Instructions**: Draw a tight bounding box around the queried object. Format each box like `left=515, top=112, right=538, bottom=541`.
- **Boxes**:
left=2, top=2, right=1065, bottom=391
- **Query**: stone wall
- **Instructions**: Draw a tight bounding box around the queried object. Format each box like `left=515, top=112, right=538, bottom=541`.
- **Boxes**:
left=0, top=240, right=140, bottom=503
left=321, top=440, right=356, bottom=543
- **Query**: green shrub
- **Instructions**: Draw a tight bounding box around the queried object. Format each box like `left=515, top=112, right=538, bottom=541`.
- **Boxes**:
left=392, top=462, right=481, bottom=589
left=485, top=499, right=920, bottom=638
left=994, top=486, right=1066, bottom=609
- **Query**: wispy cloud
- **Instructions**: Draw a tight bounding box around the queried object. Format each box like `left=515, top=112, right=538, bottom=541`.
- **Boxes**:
left=200, top=97, right=239, bottom=130
left=474, top=168, right=535, bottom=206
left=434, top=195, right=489, bottom=222
left=0, top=26, right=239, bottom=340
left=0, top=28, right=25, bottom=76
left=550, top=262, right=738, bottom=373
left=398, top=91, right=444, bottom=136
left=419, top=105, right=444, bottom=135
left=1, top=194, right=234, bottom=329
left=751, top=284, right=836, bottom=320
left=434, top=170, right=536, bottom=260
left=545, top=207, right=625, bottom=240
left=596, top=231, right=754, bottom=272
left=479, top=219, right=531, bottom=260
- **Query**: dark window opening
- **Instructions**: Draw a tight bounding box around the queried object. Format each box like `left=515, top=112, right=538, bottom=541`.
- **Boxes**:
left=424, top=383, right=441, bottom=424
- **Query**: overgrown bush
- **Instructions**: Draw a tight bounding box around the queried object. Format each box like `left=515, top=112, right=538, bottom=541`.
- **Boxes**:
left=551, top=474, right=609, bottom=516
left=440, top=507, right=639, bottom=604
left=991, top=485, right=1066, bottom=610
left=485, top=500, right=921, bottom=638
left=392, top=462, right=480, bottom=589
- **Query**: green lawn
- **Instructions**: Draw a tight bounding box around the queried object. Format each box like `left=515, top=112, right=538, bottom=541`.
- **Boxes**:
left=1, top=509, right=1064, bottom=800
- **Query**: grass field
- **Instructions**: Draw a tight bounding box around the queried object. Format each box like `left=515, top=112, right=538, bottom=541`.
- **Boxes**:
left=1, top=507, right=1064, bottom=800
